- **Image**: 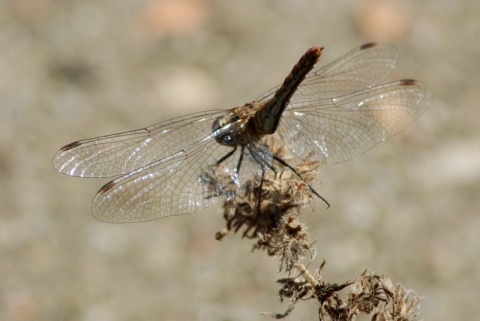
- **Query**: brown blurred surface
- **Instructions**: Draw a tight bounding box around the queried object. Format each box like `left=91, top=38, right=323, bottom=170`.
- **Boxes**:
left=1, top=0, right=479, bottom=320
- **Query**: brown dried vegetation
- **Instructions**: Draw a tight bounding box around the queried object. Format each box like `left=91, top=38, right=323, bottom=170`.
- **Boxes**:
left=207, top=137, right=422, bottom=320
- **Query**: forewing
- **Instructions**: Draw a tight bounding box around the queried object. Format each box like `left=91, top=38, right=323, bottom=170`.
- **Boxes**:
left=277, top=80, right=432, bottom=164
left=92, top=135, right=267, bottom=222
left=53, top=110, right=226, bottom=178
left=258, top=42, right=398, bottom=102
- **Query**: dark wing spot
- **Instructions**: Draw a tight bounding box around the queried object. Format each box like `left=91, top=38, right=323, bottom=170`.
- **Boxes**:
left=360, top=42, right=377, bottom=50
left=98, top=180, right=116, bottom=194
left=400, top=79, right=417, bottom=86
left=61, top=141, right=82, bottom=151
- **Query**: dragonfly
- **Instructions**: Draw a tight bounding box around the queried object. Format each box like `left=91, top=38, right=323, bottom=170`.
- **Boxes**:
left=53, top=42, right=432, bottom=223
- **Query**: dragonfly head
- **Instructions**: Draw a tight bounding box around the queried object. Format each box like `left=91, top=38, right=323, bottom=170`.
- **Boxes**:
left=212, top=113, right=244, bottom=146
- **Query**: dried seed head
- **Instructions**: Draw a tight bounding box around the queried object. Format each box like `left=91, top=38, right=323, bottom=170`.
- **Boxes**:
left=209, top=135, right=321, bottom=273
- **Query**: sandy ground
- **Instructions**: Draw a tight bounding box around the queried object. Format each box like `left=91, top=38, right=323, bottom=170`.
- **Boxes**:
left=1, top=0, right=479, bottom=320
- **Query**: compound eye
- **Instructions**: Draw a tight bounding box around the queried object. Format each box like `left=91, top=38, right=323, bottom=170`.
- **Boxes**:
left=212, top=114, right=237, bottom=146
left=222, top=134, right=232, bottom=144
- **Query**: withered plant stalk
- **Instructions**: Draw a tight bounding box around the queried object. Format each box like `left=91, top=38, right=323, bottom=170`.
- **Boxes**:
left=208, top=136, right=423, bottom=320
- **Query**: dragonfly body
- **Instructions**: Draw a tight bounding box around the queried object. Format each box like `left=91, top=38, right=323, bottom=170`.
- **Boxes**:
left=214, top=47, right=323, bottom=147
left=53, top=42, right=432, bottom=223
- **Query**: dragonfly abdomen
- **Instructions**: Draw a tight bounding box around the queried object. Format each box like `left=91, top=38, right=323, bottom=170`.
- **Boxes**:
left=252, top=47, right=323, bottom=136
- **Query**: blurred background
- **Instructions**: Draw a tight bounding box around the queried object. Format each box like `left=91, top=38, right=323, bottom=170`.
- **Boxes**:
left=1, top=0, right=479, bottom=320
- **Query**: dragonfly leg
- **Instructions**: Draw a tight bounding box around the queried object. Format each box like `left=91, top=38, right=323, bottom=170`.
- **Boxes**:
left=255, top=168, right=266, bottom=218
left=215, top=146, right=237, bottom=166
left=272, top=155, right=330, bottom=208
left=245, top=146, right=272, bottom=218
left=235, top=146, right=245, bottom=175
left=248, top=146, right=277, bottom=177
left=213, top=145, right=248, bottom=193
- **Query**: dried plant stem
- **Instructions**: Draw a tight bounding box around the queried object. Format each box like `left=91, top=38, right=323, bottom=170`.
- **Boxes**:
left=295, top=262, right=318, bottom=287
left=208, top=137, right=423, bottom=320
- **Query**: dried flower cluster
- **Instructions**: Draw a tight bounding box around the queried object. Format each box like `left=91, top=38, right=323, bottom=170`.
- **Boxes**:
left=205, top=136, right=423, bottom=320
left=270, top=267, right=422, bottom=320
left=213, top=136, right=318, bottom=271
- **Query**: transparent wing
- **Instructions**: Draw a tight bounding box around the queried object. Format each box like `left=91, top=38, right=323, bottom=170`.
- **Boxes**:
left=53, top=110, right=226, bottom=178
left=277, top=80, right=433, bottom=164
left=91, top=137, right=265, bottom=222
left=257, top=42, right=398, bottom=102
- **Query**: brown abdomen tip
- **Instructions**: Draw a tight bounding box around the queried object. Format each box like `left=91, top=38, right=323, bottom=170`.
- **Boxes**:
left=306, top=47, right=324, bottom=59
